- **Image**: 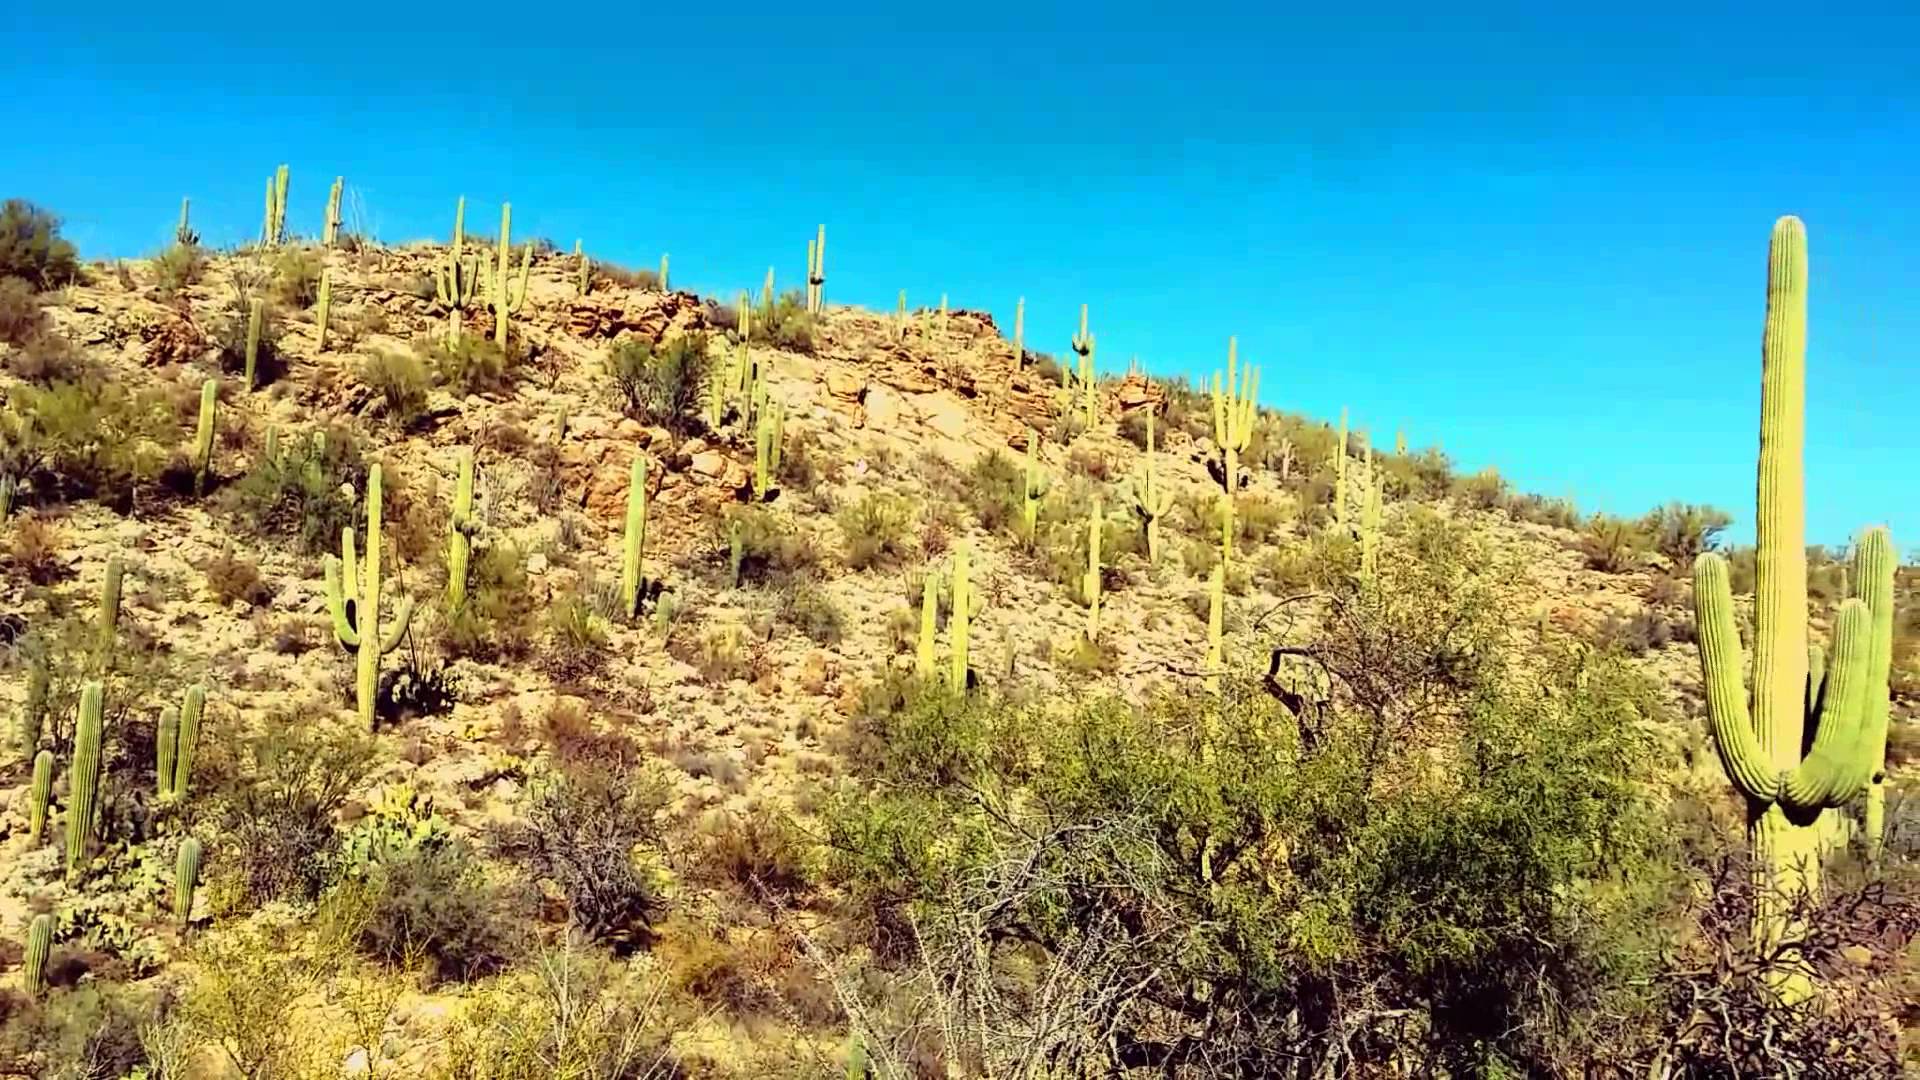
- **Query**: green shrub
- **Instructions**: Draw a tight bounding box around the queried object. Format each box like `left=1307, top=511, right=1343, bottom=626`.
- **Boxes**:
left=750, top=289, right=815, bottom=353
left=961, top=449, right=1023, bottom=534
left=344, top=840, right=525, bottom=984
left=494, top=762, right=670, bottom=953
left=778, top=580, right=844, bottom=644
left=0, top=380, right=177, bottom=506
left=1581, top=513, right=1652, bottom=573
left=0, top=274, right=44, bottom=344
left=1642, top=502, right=1731, bottom=564
left=216, top=724, right=378, bottom=905
left=837, top=491, right=914, bottom=571
left=1451, top=466, right=1508, bottom=510
left=213, top=290, right=285, bottom=386
left=151, top=242, right=208, bottom=298
left=1, top=327, right=92, bottom=384
left=362, top=349, right=430, bottom=428
left=269, top=247, right=323, bottom=308
left=223, top=423, right=363, bottom=554
left=429, top=334, right=519, bottom=397
left=444, top=542, right=537, bottom=661
left=609, top=332, right=709, bottom=433
left=723, top=505, right=822, bottom=585
left=0, top=200, right=79, bottom=288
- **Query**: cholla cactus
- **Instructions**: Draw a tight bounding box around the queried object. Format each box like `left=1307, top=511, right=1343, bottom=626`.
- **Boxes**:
left=621, top=455, right=650, bottom=619
left=193, top=379, right=217, bottom=495
left=66, top=681, right=105, bottom=877
left=1128, top=408, right=1173, bottom=563
left=1211, top=338, right=1258, bottom=563
left=28, top=749, right=51, bottom=844
left=315, top=269, right=332, bottom=351
left=24, top=914, right=51, bottom=998
left=484, top=204, right=532, bottom=346
left=433, top=197, right=482, bottom=344
left=447, top=447, right=475, bottom=612
left=324, top=465, right=416, bottom=731
left=174, top=838, right=203, bottom=923
left=323, top=175, right=344, bottom=246
left=1083, top=497, right=1103, bottom=642
left=806, top=225, right=826, bottom=314
left=1691, top=217, right=1896, bottom=991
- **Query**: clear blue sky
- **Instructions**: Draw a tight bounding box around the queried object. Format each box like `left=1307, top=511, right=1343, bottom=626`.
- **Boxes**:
left=5, top=4, right=1915, bottom=550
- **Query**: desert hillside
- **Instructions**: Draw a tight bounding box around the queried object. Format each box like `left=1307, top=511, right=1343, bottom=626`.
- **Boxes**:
left=0, top=195, right=1915, bottom=1078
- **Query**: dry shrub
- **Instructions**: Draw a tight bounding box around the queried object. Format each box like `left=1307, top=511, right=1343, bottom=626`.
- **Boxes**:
left=205, top=548, right=272, bottom=607
left=6, top=513, right=63, bottom=584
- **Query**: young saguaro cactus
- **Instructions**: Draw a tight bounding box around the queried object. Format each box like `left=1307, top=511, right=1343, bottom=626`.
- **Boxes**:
left=171, top=685, right=203, bottom=801
left=24, top=914, right=51, bottom=998
left=176, top=197, right=198, bottom=247
left=66, top=681, right=105, bottom=878
left=484, top=203, right=532, bottom=346
left=193, top=379, right=217, bottom=495
left=1129, top=407, right=1173, bottom=563
left=1333, top=407, right=1350, bottom=528
left=434, top=197, right=482, bottom=344
left=754, top=404, right=785, bottom=501
left=916, top=571, right=940, bottom=680
left=1692, top=217, right=1896, bottom=989
left=316, top=268, right=333, bottom=351
left=243, top=297, right=264, bottom=391
left=323, top=175, right=344, bottom=247
left=28, top=749, right=52, bottom=844
left=262, top=165, right=289, bottom=247
left=621, top=454, right=650, bottom=620
left=1204, top=563, right=1225, bottom=695
left=174, top=838, right=203, bottom=923
left=1022, top=434, right=1049, bottom=541
left=325, top=465, right=416, bottom=731
left=1211, top=338, right=1258, bottom=563
left=100, top=556, right=124, bottom=655
left=949, top=544, right=973, bottom=693
left=447, top=447, right=475, bottom=612
left=806, top=225, right=826, bottom=314
left=574, top=240, right=591, bottom=297
left=1083, top=497, right=1103, bottom=642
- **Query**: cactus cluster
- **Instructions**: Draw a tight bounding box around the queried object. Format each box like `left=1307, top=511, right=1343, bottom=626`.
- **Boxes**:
left=805, top=224, right=826, bottom=314
left=713, top=300, right=774, bottom=437
left=434, top=197, right=482, bottom=344
left=1128, top=407, right=1172, bottom=563
left=914, top=546, right=978, bottom=692
left=324, top=464, right=416, bottom=730
left=484, top=204, right=532, bottom=346
left=261, top=164, right=289, bottom=247
left=1691, top=217, right=1896, bottom=993
left=1211, top=338, right=1258, bottom=564
left=323, top=175, right=344, bottom=247
left=155, top=684, right=203, bottom=801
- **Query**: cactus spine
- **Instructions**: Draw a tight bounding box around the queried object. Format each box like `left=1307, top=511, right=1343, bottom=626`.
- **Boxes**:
left=192, top=379, right=217, bottom=495
left=28, top=749, right=52, bottom=844
left=1211, top=338, right=1258, bottom=563
left=806, top=225, right=826, bottom=314
left=1083, top=497, right=1103, bottom=641
left=1333, top=407, right=1349, bottom=527
left=66, top=681, right=104, bottom=877
left=24, top=914, right=51, bottom=998
left=325, top=465, right=416, bottom=731
left=174, top=838, right=203, bottom=923
left=1021, top=434, right=1048, bottom=542
left=433, top=197, right=482, bottom=344
left=315, top=268, right=332, bottom=350
left=916, top=571, right=939, bottom=680
left=949, top=544, right=972, bottom=693
left=1692, top=217, right=1895, bottom=994
left=243, top=297, right=263, bottom=390
left=1129, top=407, right=1173, bottom=563
left=1205, top=564, right=1225, bottom=695
left=323, top=175, right=343, bottom=246
left=447, top=446, right=475, bottom=612
left=574, top=240, right=590, bottom=296
left=176, top=197, right=198, bottom=246
left=621, top=455, right=649, bottom=619
left=485, top=204, right=531, bottom=346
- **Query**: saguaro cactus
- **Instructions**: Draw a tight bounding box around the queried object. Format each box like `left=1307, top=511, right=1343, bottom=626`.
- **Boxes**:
left=1692, top=217, right=1896, bottom=994
left=484, top=203, right=531, bottom=346
left=176, top=197, right=198, bottom=246
left=66, top=681, right=105, bottom=877
left=434, top=197, right=482, bottom=344
left=1358, top=446, right=1384, bottom=583
left=175, top=838, right=203, bottom=923
left=156, top=705, right=178, bottom=799
left=659, top=253, right=670, bottom=292
left=24, top=915, right=51, bottom=998
left=1067, top=305, right=1097, bottom=427
left=325, top=465, right=416, bottom=731
left=0, top=471, right=13, bottom=521
left=28, top=749, right=51, bottom=844
left=1211, top=338, right=1258, bottom=563
left=806, top=224, right=826, bottom=314
left=574, top=240, right=591, bottom=296
left=243, top=297, right=264, bottom=390
left=1021, top=434, right=1049, bottom=542
left=99, top=556, right=123, bottom=654
left=1333, top=407, right=1349, bottom=528
left=323, top=175, right=344, bottom=246
left=262, top=164, right=289, bottom=247
left=949, top=545, right=972, bottom=693
left=621, top=455, right=649, bottom=619
left=895, top=290, right=908, bottom=341
left=1012, top=297, right=1024, bottom=363
left=193, top=379, right=217, bottom=495
left=916, top=571, right=940, bottom=680
left=1204, top=564, right=1225, bottom=695
left=19, top=658, right=46, bottom=757
left=172, top=684, right=203, bottom=801
left=316, top=268, right=332, bottom=351
left=447, top=447, right=475, bottom=612
left=1084, top=497, right=1103, bottom=641
left=754, top=404, right=784, bottom=500
left=1129, top=408, right=1173, bottom=563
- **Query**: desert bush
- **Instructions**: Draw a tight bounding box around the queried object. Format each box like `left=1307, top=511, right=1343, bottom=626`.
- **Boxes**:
left=436, top=940, right=679, bottom=1079
left=0, top=380, right=177, bottom=507
left=494, top=762, right=671, bottom=953
left=151, top=242, right=208, bottom=298
left=961, top=449, right=1024, bottom=536
left=1508, top=492, right=1581, bottom=530
left=837, top=491, right=914, bottom=570
left=0, top=200, right=79, bottom=288
left=750, top=289, right=815, bottom=352
left=597, top=261, right=661, bottom=291
left=0, top=981, right=156, bottom=1079
left=216, top=724, right=378, bottom=905
left=213, top=289, right=285, bottom=387
left=6, top=513, right=62, bottom=584
left=428, top=334, right=519, bottom=397
left=702, top=805, right=815, bottom=904
left=343, top=840, right=525, bottom=984
left=269, top=247, right=323, bottom=308
left=223, top=422, right=362, bottom=554
left=0, top=275, right=43, bottom=344
left=778, top=580, right=845, bottom=644
left=1234, top=492, right=1290, bottom=547
left=178, top=922, right=336, bottom=1079
left=609, top=332, right=709, bottom=433
left=3, top=327, right=93, bottom=383
left=824, top=527, right=1682, bottom=1074
left=1450, top=465, right=1508, bottom=510
left=542, top=581, right=611, bottom=684
left=444, top=542, right=536, bottom=661
left=205, top=548, right=272, bottom=606
left=1581, top=513, right=1652, bottom=573
left=1643, top=501, right=1732, bottom=564
left=719, top=505, right=822, bottom=586
left=361, top=350, right=430, bottom=428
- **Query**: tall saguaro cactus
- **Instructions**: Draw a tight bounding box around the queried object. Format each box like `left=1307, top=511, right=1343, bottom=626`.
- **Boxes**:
left=66, top=681, right=105, bottom=878
left=916, top=571, right=940, bottom=680
left=434, top=197, right=482, bottom=344
left=1691, top=217, right=1896, bottom=995
left=484, top=203, right=531, bottom=346
left=193, top=379, right=217, bottom=495
left=1012, top=297, right=1025, bottom=363
left=316, top=269, right=333, bottom=351
left=175, top=838, right=204, bottom=923
left=447, top=447, right=475, bottom=612
left=1083, top=497, right=1103, bottom=642
left=1333, top=407, right=1349, bottom=528
left=262, top=165, right=289, bottom=247
left=28, top=750, right=51, bottom=844
left=176, top=197, right=198, bottom=246
left=949, top=545, right=972, bottom=693
left=325, top=465, right=416, bottom=731
left=1068, top=305, right=1097, bottom=426
left=621, top=454, right=649, bottom=619
left=1129, top=408, right=1172, bottom=563
left=24, top=915, right=51, bottom=998
left=806, top=225, right=826, bottom=314
left=323, top=175, right=344, bottom=246
left=1021, top=434, right=1049, bottom=542
left=1211, top=338, right=1258, bottom=564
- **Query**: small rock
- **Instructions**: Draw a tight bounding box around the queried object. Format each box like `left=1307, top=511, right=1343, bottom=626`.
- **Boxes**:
left=690, top=451, right=728, bottom=478
left=1842, top=944, right=1874, bottom=967
left=526, top=552, right=549, bottom=575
